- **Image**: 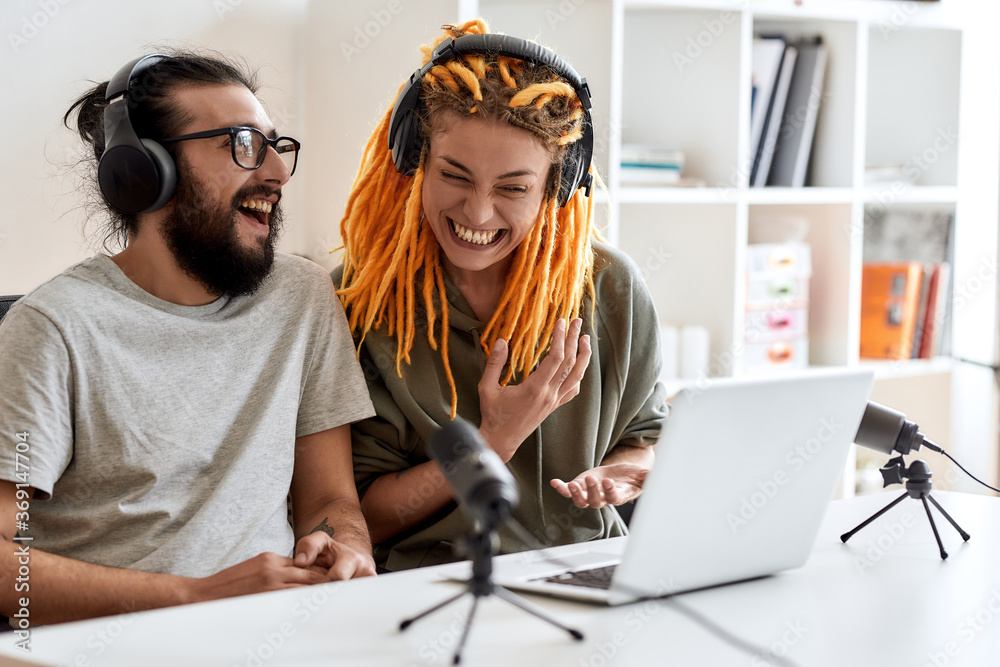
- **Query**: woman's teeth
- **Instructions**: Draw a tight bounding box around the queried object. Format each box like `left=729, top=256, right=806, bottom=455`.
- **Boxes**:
left=450, top=219, right=499, bottom=245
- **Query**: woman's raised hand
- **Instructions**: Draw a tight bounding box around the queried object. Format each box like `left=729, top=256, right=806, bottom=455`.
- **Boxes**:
left=478, top=318, right=592, bottom=462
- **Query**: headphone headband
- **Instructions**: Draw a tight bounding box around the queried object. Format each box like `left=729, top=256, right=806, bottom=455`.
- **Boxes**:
left=105, top=54, right=169, bottom=103
left=429, top=35, right=591, bottom=108
left=388, top=34, right=594, bottom=207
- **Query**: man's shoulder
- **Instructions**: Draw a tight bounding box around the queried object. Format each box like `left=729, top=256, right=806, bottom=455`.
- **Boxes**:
left=241, top=254, right=344, bottom=329
left=269, top=253, right=332, bottom=290
left=13, top=256, right=118, bottom=321
left=248, top=253, right=333, bottom=306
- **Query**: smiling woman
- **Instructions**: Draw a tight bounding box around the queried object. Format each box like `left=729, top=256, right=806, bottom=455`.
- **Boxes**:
left=333, top=19, right=668, bottom=572
left=421, top=110, right=553, bottom=317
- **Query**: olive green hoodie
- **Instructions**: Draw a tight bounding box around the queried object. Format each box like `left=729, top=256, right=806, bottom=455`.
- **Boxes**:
left=333, top=242, right=668, bottom=571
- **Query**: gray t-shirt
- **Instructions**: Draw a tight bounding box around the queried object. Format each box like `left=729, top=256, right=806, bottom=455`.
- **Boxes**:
left=0, top=253, right=374, bottom=577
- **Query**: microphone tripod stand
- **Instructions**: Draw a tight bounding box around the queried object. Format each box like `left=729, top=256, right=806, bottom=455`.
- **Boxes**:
left=399, top=526, right=584, bottom=665
left=840, top=457, right=970, bottom=559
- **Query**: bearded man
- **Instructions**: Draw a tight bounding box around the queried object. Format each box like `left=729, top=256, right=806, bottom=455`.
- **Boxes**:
left=0, top=52, right=376, bottom=626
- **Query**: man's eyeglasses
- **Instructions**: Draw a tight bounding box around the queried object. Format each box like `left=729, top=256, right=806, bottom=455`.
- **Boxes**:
left=162, top=126, right=300, bottom=176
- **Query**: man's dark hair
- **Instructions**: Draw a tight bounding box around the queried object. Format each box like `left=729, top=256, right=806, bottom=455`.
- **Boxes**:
left=64, top=50, right=259, bottom=251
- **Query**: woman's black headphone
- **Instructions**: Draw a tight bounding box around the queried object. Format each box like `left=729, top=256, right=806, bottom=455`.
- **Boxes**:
left=387, top=34, right=594, bottom=207
left=98, top=54, right=177, bottom=215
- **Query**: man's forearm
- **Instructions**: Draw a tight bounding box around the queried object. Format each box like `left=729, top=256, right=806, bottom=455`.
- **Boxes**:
left=0, top=541, right=193, bottom=625
left=297, top=498, right=372, bottom=556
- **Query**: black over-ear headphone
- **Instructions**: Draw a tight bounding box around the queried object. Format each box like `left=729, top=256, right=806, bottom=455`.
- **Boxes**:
left=98, top=54, right=178, bottom=215
left=388, top=34, right=594, bottom=207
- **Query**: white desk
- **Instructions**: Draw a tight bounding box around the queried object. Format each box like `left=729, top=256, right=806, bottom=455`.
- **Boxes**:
left=1, top=490, right=998, bottom=666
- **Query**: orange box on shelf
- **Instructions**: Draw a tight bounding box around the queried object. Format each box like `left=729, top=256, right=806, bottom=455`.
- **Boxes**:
left=859, top=262, right=924, bottom=360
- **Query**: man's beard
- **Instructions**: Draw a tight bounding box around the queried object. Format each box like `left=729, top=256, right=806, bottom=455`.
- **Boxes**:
left=162, top=171, right=284, bottom=299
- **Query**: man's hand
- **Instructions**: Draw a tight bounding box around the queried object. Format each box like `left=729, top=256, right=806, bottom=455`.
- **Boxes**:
left=550, top=462, right=650, bottom=509
left=479, top=318, right=592, bottom=462
left=189, top=552, right=331, bottom=604
left=293, top=531, right=377, bottom=580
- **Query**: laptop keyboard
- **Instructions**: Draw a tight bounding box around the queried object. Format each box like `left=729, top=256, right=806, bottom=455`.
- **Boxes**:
left=538, top=564, right=619, bottom=590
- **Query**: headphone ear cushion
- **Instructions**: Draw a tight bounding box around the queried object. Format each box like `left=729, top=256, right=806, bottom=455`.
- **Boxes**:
left=98, top=139, right=176, bottom=215
left=140, top=139, right=176, bottom=213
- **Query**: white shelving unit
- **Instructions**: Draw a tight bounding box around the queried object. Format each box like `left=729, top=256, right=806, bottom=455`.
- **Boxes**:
left=460, top=0, right=1000, bottom=496
left=315, top=0, right=999, bottom=494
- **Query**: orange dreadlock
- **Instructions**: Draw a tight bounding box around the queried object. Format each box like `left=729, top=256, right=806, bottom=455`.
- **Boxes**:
left=337, top=19, right=601, bottom=418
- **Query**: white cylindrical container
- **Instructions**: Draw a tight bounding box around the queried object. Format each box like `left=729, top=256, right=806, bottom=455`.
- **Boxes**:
left=659, top=325, right=679, bottom=381
left=680, top=325, right=710, bottom=380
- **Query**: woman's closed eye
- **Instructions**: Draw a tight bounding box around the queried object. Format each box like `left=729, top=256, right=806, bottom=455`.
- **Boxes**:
left=441, top=171, right=468, bottom=182
left=441, top=171, right=527, bottom=195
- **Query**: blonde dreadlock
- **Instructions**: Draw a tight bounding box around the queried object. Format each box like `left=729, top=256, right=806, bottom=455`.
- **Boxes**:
left=338, top=19, right=600, bottom=418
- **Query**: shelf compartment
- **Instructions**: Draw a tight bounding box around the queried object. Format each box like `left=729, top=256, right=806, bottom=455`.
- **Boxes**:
left=621, top=7, right=742, bottom=188
left=749, top=203, right=854, bottom=367
left=865, top=25, right=961, bottom=188
left=753, top=17, right=858, bottom=189
left=618, top=203, right=741, bottom=376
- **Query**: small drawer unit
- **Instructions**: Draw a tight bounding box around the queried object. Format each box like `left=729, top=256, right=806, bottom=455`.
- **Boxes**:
left=745, top=242, right=811, bottom=373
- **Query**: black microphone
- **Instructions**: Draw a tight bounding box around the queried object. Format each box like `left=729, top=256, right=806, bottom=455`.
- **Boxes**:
left=854, top=401, right=942, bottom=456
left=427, top=418, right=519, bottom=529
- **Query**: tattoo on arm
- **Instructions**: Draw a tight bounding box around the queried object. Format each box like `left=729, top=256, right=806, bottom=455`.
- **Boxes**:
left=310, top=517, right=335, bottom=538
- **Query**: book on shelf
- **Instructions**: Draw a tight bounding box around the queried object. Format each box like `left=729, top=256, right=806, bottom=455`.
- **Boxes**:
left=619, top=144, right=685, bottom=186
left=749, top=36, right=787, bottom=186
left=859, top=262, right=924, bottom=360
left=917, top=262, right=951, bottom=359
left=753, top=43, right=797, bottom=186
left=909, top=263, right=935, bottom=358
left=768, top=39, right=828, bottom=188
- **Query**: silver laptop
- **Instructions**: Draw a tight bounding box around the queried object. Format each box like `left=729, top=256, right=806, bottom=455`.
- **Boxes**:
left=494, top=367, right=874, bottom=606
